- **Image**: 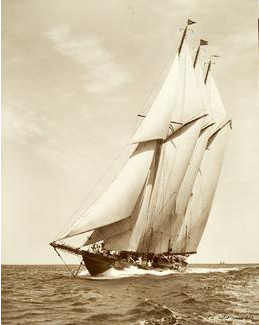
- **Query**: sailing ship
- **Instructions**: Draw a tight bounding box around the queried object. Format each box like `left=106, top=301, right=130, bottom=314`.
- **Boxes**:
left=50, top=19, right=231, bottom=276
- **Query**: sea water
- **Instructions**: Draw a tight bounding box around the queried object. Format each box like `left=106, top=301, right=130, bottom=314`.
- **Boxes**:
left=1, top=264, right=259, bottom=324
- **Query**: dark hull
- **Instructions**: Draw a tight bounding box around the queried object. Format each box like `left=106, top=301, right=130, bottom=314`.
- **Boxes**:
left=81, top=251, right=188, bottom=276
left=82, top=251, right=117, bottom=276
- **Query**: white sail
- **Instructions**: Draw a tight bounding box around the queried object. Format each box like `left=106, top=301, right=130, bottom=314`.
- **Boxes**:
left=85, top=217, right=132, bottom=245
left=90, top=46, right=208, bottom=253
left=131, top=44, right=206, bottom=143
left=142, top=116, right=206, bottom=253
left=104, top=143, right=161, bottom=251
left=173, top=122, right=230, bottom=253
left=73, top=41, right=207, bottom=252
left=169, top=68, right=230, bottom=253
left=62, top=141, right=156, bottom=239
left=168, top=60, right=214, bottom=247
left=196, top=63, right=214, bottom=129
left=94, top=117, right=207, bottom=253
left=131, top=55, right=179, bottom=143
left=85, top=153, right=157, bottom=248
left=207, top=74, right=228, bottom=133
left=171, top=125, right=213, bottom=243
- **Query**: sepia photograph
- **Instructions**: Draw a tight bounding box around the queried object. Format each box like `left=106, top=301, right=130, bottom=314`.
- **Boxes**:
left=1, top=0, right=259, bottom=324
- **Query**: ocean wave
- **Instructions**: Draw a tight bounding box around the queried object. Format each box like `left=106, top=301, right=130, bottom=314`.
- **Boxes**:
left=200, top=311, right=256, bottom=324
left=2, top=265, right=259, bottom=325
left=186, top=267, right=240, bottom=274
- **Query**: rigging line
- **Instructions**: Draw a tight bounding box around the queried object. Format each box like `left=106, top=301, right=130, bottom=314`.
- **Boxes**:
left=75, top=258, right=84, bottom=276
left=53, top=247, right=76, bottom=278
left=54, top=142, right=132, bottom=240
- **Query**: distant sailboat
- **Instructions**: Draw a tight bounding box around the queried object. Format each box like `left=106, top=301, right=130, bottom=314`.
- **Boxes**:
left=50, top=19, right=231, bottom=276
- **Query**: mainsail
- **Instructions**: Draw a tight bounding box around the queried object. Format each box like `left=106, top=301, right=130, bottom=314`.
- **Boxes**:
left=55, top=25, right=231, bottom=259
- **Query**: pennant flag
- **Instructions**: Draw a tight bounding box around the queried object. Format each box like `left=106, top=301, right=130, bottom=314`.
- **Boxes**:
left=187, top=19, right=196, bottom=25
left=200, top=39, right=208, bottom=46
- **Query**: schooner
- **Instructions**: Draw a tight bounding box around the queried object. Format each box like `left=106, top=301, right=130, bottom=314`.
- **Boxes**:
left=50, top=19, right=231, bottom=276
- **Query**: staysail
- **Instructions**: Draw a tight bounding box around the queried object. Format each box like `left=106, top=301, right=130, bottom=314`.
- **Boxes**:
left=62, top=140, right=156, bottom=239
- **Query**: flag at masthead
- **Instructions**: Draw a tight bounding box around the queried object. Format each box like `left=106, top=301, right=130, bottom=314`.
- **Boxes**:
left=178, top=19, right=197, bottom=55
left=193, top=39, right=209, bottom=68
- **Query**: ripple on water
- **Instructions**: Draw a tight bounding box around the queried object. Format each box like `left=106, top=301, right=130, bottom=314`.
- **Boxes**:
left=1, top=265, right=259, bottom=325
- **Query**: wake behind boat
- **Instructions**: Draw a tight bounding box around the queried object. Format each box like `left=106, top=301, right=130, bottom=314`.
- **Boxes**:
left=50, top=19, right=231, bottom=277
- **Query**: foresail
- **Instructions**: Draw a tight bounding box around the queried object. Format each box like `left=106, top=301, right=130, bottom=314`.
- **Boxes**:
left=173, top=122, right=231, bottom=253
left=61, top=141, right=156, bottom=239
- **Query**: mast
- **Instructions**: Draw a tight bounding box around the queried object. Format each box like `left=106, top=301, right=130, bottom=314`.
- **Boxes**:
left=204, top=60, right=211, bottom=84
left=178, top=19, right=196, bottom=55
left=204, top=55, right=219, bottom=84
left=193, top=39, right=208, bottom=68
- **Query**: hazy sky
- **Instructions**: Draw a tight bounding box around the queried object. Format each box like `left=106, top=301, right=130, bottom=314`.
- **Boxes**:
left=2, top=0, right=258, bottom=264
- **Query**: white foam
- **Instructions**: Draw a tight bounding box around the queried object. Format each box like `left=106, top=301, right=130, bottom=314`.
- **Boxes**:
left=78, top=266, right=240, bottom=280
left=78, top=265, right=176, bottom=279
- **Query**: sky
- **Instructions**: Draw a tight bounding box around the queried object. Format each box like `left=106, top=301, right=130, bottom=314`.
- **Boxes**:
left=1, top=0, right=258, bottom=264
